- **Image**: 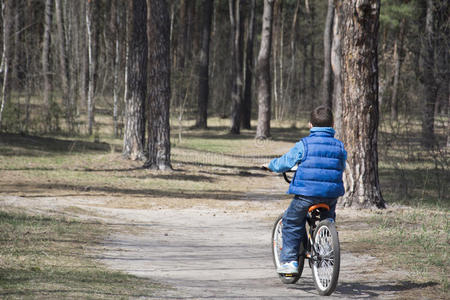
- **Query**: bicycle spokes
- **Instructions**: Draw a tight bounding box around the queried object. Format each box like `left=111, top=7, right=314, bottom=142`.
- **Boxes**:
left=313, top=226, right=334, bottom=289
left=312, top=221, right=340, bottom=295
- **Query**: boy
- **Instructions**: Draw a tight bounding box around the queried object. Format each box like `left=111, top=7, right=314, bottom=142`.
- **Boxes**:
left=267, top=105, right=347, bottom=274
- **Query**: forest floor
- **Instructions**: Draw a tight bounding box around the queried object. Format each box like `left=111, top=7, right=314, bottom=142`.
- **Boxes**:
left=0, top=118, right=448, bottom=299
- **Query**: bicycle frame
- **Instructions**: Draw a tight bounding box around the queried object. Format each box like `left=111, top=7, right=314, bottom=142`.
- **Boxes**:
left=272, top=169, right=340, bottom=296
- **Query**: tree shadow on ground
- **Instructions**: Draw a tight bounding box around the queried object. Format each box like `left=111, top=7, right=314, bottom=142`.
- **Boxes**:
left=289, top=279, right=438, bottom=298
left=0, top=133, right=111, bottom=156
left=270, top=127, right=309, bottom=143
left=1, top=183, right=281, bottom=202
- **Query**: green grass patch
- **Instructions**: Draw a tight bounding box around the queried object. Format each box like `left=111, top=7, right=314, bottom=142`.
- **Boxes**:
left=0, top=209, right=162, bottom=299
left=349, top=208, right=449, bottom=298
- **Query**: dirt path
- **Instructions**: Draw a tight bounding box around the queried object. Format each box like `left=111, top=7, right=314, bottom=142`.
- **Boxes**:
left=1, top=195, right=407, bottom=299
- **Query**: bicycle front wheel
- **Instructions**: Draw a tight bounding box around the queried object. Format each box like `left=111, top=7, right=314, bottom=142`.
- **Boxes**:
left=271, top=213, right=304, bottom=284
left=311, top=219, right=340, bottom=296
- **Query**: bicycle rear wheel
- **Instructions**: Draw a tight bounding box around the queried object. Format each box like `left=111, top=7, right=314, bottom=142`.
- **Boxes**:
left=311, top=219, right=340, bottom=296
left=271, top=213, right=305, bottom=284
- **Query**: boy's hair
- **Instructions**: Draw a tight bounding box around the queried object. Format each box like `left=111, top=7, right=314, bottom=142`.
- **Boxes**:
left=310, top=105, right=333, bottom=127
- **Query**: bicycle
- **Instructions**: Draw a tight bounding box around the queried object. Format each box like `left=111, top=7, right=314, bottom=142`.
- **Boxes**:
left=271, top=169, right=340, bottom=296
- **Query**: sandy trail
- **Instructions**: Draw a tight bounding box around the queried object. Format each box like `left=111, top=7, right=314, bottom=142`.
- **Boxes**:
left=1, top=195, right=407, bottom=299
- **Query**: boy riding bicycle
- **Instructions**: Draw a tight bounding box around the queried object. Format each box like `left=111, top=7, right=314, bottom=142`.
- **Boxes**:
left=265, top=105, right=347, bottom=274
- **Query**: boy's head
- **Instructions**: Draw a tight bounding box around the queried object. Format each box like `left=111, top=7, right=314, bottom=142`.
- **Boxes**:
left=309, top=105, right=333, bottom=128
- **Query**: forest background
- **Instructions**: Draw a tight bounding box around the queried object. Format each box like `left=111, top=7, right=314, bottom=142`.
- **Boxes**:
left=0, top=0, right=448, bottom=207
left=0, top=0, right=448, bottom=297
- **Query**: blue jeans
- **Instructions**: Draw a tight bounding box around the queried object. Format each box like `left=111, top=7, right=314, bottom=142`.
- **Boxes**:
left=280, top=195, right=337, bottom=263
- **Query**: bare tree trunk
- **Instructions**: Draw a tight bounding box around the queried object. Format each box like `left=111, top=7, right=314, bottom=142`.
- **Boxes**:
left=229, top=0, right=244, bottom=134
left=146, top=0, right=172, bottom=170
left=241, top=0, right=255, bottom=130
left=177, top=0, right=186, bottom=71
left=0, top=0, right=13, bottom=131
left=112, top=0, right=120, bottom=137
left=123, top=1, right=131, bottom=129
left=391, top=18, right=406, bottom=121
left=79, top=0, right=88, bottom=117
left=420, top=0, right=437, bottom=145
left=55, top=0, right=72, bottom=130
left=272, top=0, right=281, bottom=120
left=286, top=0, right=300, bottom=117
left=11, top=0, right=20, bottom=92
left=122, top=0, right=147, bottom=160
left=322, top=0, right=334, bottom=108
left=435, top=1, right=449, bottom=116
left=195, top=0, right=214, bottom=129
left=331, top=6, right=342, bottom=139
left=86, top=0, right=99, bottom=136
left=310, top=4, right=316, bottom=100
left=42, top=0, right=53, bottom=131
left=255, top=0, right=274, bottom=139
left=337, top=0, right=385, bottom=209
left=278, top=1, right=285, bottom=120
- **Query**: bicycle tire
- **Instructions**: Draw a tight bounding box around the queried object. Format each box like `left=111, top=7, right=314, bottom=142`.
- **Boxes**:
left=311, top=219, right=340, bottom=296
left=271, top=213, right=305, bottom=284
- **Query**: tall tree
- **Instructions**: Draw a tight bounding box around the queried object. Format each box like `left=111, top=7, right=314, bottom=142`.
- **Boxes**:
left=241, top=0, right=256, bottom=130
left=55, top=0, right=72, bottom=130
left=146, top=0, right=172, bottom=170
left=322, top=0, right=334, bottom=108
left=420, top=0, right=437, bottom=144
left=177, top=0, right=187, bottom=71
left=0, top=0, right=13, bottom=131
left=112, top=0, right=120, bottom=137
left=306, top=0, right=316, bottom=100
left=229, top=0, right=244, bottom=134
left=331, top=8, right=342, bottom=138
left=42, top=0, right=53, bottom=131
left=122, top=0, right=147, bottom=160
left=195, top=0, right=214, bottom=129
left=86, top=0, right=99, bottom=136
left=390, top=18, right=406, bottom=121
left=255, top=0, right=274, bottom=139
left=337, top=0, right=385, bottom=208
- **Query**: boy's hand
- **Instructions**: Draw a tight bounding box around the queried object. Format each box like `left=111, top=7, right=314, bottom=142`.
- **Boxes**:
left=261, top=163, right=270, bottom=171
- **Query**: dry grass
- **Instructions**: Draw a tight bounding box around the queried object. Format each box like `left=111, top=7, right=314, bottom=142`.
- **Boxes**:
left=339, top=207, right=449, bottom=299
left=1, top=115, right=448, bottom=298
left=0, top=207, right=162, bottom=299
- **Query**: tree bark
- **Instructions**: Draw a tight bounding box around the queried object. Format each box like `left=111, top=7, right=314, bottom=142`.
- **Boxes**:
left=337, top=0, right=385, bottom=209
left=55, top=0, right=72, bottom=130
left=42, top=0, right=53, bottom=131
left=11, top=0, right=20, bottom=92
left=322, top=0, right=334, bottom=108
left=229, top=0, right=244, bottom=134
left=241, top=0, right=255, bottom=130
left=177, top=0, right=186, bottom=71
left=0, top=0, right=13, bottom=131
left=146, top=0, right=172, bottom=170
left=307, top=0, right=316, bottom=99
left=331, top=6, right=342, bottom=139
left=86, top=0, right=99, bottom=136
left=122, top=0, right=147, bottom=160
left=112, top=0, right=120, bottom=137
left=255, top=0, right=274, bottom=139
left=390, top=18, right=406, bottom=121
left=195, top=0, right=214, bottom=129
left=420, top=0, right=437, bottom=145
left=286, top=0, right=300, bottom=117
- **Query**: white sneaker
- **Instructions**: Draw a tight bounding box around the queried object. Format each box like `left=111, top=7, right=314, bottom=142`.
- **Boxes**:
left=277, top=261, right=299, bottom=274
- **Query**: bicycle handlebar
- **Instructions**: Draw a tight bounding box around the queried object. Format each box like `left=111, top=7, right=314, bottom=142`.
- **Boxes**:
left=283, top=172, right=291, bottom=183
left=261, top=164, right=295, bottom=184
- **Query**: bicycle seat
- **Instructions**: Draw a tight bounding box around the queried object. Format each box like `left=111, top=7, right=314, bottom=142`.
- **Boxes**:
left=308, top=203, right=330, bottom=213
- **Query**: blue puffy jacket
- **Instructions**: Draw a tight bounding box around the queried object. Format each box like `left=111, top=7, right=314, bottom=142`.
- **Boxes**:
left=269, top=127, right=346, bottom=198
